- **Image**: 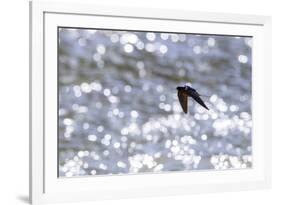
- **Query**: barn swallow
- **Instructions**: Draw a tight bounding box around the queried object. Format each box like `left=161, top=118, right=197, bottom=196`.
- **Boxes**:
left=177, top=85, right=209, bottom=113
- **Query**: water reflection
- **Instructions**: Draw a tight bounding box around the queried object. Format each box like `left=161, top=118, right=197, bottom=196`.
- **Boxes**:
left=58, top=28, right=252, bottom=177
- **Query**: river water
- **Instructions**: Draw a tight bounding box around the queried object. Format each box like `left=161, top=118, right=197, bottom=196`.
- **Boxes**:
left=58, top=28, right=252, bottom=177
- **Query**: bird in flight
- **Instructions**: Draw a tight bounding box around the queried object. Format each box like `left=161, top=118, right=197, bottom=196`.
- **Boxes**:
left=177, top=85, right=209, bottom=114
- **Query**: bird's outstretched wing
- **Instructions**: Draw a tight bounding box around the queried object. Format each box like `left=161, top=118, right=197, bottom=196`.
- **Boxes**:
left=178, top=90, right=188, bottom=113
left=189, top=90, right=209, bottom=110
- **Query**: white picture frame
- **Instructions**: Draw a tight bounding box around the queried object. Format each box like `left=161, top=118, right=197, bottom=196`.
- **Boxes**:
left=29, top=1, right=271, bottom=204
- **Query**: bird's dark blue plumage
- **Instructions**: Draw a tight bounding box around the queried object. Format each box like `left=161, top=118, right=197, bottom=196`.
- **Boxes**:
left=177, top=85, right=209, bottom=113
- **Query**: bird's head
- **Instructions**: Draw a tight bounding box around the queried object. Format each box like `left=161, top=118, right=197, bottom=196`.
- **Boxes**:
left=177, top=85, right=191, bottom=91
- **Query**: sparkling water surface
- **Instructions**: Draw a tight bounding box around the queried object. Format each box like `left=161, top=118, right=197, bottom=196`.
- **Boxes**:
left=58, top=28, right=252, bottom=177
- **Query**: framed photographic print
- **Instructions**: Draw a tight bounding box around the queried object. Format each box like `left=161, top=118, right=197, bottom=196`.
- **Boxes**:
left=29, top=1, right=271, bottom=204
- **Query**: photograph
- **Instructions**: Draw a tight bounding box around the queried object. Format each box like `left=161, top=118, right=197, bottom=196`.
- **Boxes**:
left=58, top=28, right=252, bottom=177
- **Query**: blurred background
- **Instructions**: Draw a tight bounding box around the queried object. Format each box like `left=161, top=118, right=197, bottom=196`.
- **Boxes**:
left=58, top=28, right=252, bottom=177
